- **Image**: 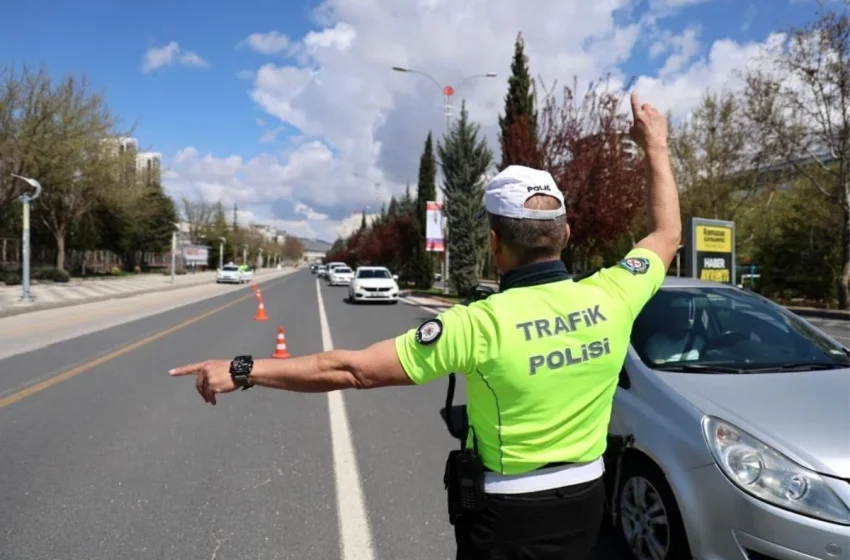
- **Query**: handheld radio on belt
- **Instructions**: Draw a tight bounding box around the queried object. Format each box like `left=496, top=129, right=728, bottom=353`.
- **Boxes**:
left=441, top=285, right=496, bottom=524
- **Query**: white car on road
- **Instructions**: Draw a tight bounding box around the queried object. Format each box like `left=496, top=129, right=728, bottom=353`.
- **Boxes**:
left=216, top=264, right=245, bottom=284
left=348, top=267, right=400, bottom=304
left=328, top=266, right=354, bottom=286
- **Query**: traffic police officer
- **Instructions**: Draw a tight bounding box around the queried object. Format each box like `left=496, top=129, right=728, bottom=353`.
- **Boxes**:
left=169, top=92, right=681, bottom=559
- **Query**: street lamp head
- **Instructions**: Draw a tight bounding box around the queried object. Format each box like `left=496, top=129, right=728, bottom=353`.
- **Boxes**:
left=485, top=73, right=497, bottom=78
left=11, top=174, right=43, bottom=201
left=218, top=237, right=226, bottom=243
left=392, top=66, right=410, bottom=72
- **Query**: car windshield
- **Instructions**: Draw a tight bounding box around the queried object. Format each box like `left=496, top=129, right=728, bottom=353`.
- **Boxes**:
left=631, top=287, right=849, bottom=372
left=357, top=269, right=391, bottom=279
left=222, top=266, right=239, bottom=271
left=335, top=268, right=351, bottom=274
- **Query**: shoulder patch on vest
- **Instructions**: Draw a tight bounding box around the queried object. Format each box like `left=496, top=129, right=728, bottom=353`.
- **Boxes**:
left=617, top=257, right=650, bottom=275
left=415, top=318, right=443, bottom=345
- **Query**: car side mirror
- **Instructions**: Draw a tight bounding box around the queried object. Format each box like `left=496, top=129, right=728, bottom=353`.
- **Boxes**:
left=469, top=284, right=496, bottom=302
left=618, top=366, right=631, bottom=389
left=392, top=275, right=399, bottom=281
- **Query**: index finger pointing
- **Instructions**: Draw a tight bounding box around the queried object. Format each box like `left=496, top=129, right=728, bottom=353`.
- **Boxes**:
left=169, top=362, right=205, bottom=376
left=630, top=91, right=641, bottom=117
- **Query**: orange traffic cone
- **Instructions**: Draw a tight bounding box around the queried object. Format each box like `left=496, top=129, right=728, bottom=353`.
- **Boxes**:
left=251, top=280, right=258, bottom=292
left=272, top=326, right=291, bottom=359
left=254, top=300, right=269, bottom=321
left=255, top=288, right=262, bottom=301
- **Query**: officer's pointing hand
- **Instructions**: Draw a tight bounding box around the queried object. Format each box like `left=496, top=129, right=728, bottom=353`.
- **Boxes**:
left=169, top=360, right=235, bottom=405
left=629, top=91, right=668, bottom=152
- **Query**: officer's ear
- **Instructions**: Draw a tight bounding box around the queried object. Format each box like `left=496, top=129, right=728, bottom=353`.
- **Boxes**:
left=563, top=222, right=571, bottom=249
left=489, top=229, right=502, bottom=257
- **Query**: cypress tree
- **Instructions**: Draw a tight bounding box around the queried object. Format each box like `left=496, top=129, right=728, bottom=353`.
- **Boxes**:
left=438, top=101, right=493, bottom=296
left=413, top=132, right=437, bottom=288
left=498, top=32, right=538, bottom=170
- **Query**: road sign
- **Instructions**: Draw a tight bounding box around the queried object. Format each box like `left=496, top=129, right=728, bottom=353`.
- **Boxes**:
left=684, top=218, right=735, bottom=284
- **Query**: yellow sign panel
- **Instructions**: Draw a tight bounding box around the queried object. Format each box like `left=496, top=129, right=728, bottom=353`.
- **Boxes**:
left=700, top=269, right=731, bottom=283
left=696, top=225, right=733, bottom=252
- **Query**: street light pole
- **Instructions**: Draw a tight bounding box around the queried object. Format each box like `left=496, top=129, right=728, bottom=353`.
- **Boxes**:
left=170, top=222, right=182, bottom=284
left=10, top=174, right=43, bottom=303
left=391, top=67, right=497, bottom=294
left=218, top=237, right=226, bottom=270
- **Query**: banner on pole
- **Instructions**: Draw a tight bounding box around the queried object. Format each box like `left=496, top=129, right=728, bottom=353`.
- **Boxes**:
left=425, top=201, right=445, bottom=252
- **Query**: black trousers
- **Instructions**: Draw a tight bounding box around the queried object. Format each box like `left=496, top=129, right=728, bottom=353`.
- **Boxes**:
left=454, top=477, right=605, bottom=560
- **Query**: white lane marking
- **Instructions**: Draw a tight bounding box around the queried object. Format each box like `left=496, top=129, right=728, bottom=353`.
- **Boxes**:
left=317, top=280, right=375, bottom=560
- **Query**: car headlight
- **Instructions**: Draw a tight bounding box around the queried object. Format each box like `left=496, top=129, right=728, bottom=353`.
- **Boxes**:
left=703, top=416, right=850, bottom=525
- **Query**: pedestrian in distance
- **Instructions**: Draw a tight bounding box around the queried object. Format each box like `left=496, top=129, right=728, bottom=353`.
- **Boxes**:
left=170, top=91, right=681, bottom=560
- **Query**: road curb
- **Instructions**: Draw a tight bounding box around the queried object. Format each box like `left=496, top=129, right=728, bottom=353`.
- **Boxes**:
left=785, top=306, right=849, bottom=322
left=400, top=290, right=457, bottom=304
left=0, top=270, right=295, bottom=319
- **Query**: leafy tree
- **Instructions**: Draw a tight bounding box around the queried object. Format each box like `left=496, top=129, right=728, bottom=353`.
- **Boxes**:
left=437, top=101, right=493, bottom=296
left=413, top=132, right=437, bottom=288
left=31, top=75, right=121, bottom=269
left=498, top=33, right=539, bottom=170
left=281, top=236, right=305, bottom=264
left=671, top=91, right=769, bottom=221
left=528, top=75, right=646, bottom=272
left=181, top=195, right=215, bottom=244
left=753, top=178, right=843, bottom=303
left=742, top=2, right=850, bottom=308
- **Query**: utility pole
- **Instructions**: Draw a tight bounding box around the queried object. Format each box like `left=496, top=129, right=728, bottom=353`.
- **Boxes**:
left=391, top=67, right=496, bottom=294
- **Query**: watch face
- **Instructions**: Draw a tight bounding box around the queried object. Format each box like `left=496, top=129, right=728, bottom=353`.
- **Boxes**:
left=230, top=356, right=253, bottom=376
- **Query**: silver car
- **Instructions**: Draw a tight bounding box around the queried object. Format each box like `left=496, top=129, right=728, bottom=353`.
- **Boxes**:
left=605, top=277, right=850, bottom=560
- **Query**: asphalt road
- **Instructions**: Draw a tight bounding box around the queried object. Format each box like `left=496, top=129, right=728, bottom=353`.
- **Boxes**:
left=1, top=268, right=845, bottom=560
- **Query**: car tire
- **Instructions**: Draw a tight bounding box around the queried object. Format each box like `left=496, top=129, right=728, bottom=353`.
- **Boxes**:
left=616, top=456, right=692, bottom=560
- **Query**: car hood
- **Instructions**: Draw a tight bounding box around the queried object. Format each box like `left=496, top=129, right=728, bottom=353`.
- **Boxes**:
left=656, top=368, right=850, bottom=478
left=353, top=278, right=396, bottom=288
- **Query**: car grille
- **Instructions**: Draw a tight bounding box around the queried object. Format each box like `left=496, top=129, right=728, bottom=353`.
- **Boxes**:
left=363, top=287, right=391, bottom=292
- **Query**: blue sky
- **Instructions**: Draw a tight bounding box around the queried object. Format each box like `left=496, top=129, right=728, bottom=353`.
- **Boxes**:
left=1, top=0, right=830, bottom=241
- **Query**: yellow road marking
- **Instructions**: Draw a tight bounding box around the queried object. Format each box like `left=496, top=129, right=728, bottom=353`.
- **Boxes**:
left=0, top=276, right=289, bottom=410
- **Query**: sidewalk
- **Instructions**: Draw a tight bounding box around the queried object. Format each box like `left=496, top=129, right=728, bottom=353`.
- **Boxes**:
left=0, top=268, right=288, bottom=318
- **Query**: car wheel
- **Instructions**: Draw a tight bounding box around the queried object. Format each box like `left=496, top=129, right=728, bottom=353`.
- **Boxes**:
left=616, top=457, right=691, bottom=560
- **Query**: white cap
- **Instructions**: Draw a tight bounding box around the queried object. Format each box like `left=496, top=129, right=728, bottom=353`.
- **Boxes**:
left=479, top=165, right=566, bottom=220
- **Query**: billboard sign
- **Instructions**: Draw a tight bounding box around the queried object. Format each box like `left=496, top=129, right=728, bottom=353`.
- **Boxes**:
left=182, top=244, right=209, bottom=264
left=684, top=218, right=735, bottom=284
left=426, top=201, right=445, bottom=252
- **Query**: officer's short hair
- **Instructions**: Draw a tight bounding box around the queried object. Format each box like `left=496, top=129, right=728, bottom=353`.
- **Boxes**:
left=488, top=194, right=567, bottom=265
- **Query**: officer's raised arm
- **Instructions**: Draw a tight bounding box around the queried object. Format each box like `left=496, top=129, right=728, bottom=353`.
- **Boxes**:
left=595, top=92, right=681, bottom=319
left=629, top=91, right=681, bottom=267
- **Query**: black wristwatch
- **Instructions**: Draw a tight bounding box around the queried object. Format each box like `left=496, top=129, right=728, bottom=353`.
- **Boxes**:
left=230, top=355, right=254, bottom=390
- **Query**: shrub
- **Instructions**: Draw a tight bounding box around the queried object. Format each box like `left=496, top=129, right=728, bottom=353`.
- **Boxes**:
left=4, top=272, right=22, bottom=286
left=48, top=268, right=70, bottom=283
left=133, top=265, right=142, bottom=274
left=110, top=266, right=122, bottom=276
left=32, top=267, right=70, bottom=283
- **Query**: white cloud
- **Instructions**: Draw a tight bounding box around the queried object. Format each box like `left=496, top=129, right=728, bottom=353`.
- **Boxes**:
left=142, top=41, right=209, bottom=72
left=259, top=127, right=285, bottom=144
left=652, top=26, right=702, bottom=77
left=162, top=0, right=785, bottom=241
left=239, top=31, right=291, bottom=55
